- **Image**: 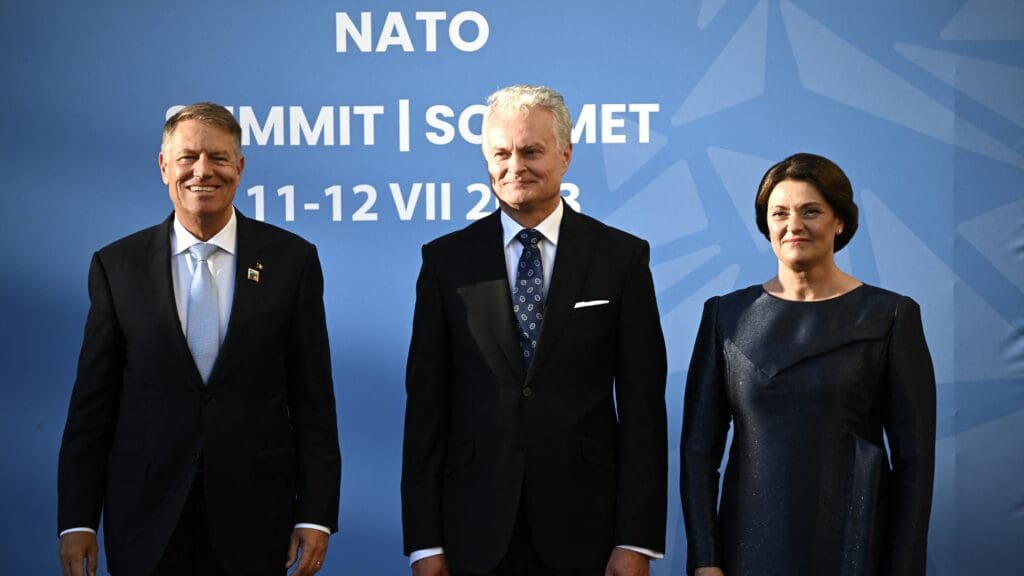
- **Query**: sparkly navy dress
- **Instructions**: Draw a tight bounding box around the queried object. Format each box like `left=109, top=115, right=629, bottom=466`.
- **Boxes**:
left=680, top=285, right=935, bottom=576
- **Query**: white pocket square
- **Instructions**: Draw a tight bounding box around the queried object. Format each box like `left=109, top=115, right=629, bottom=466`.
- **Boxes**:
left=574, top=300, right=610, bottom=309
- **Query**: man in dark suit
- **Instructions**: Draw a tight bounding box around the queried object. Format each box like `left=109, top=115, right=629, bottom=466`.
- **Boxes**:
left=58, top=103, right=341, bottom=576
left=402, top=85, right=667, bottom=576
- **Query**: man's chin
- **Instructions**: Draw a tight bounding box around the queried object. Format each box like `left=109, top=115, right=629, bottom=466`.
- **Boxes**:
left=495, top=190, right=535, bottom=207
left=178, top=205, right=231, bottom=220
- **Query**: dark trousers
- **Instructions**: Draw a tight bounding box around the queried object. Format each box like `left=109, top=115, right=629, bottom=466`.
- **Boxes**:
left=451, top=493, right=605, bottom=576
left=151, top=471, right=283, bottom=576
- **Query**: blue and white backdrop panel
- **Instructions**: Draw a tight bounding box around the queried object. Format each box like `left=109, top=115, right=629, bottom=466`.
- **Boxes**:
left=1, top=1, right=1021, bottom=574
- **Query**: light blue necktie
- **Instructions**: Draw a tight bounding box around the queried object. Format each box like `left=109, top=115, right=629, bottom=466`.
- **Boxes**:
left=187, top=243, right=220, bottom=383
left=513, top=229, right=545, bottom=367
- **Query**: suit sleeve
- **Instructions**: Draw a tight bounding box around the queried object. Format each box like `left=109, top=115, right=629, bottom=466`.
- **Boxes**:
left=612, top=240, right=668, bottom=552
left=285, top=245, right=342, bottom=531
left=679, top=297, right=730, bottom=574
left=881, top=297, right=936, bottom=575
left=57, top=252, right=126, bottom=534
left=401, top=245, right=453, bottom=555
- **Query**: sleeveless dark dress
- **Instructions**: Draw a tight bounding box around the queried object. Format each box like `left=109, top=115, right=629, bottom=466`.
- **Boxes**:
left=680, top=285, right=935, bottom=576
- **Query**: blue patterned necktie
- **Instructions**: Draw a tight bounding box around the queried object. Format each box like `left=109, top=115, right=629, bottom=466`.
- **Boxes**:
left=513, top=229, right=546, bottom=367
left=187, top=243, right=220, bottom=383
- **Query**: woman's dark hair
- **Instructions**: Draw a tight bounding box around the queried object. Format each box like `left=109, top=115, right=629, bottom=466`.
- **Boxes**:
left=755, top=152, right=859, bottom=252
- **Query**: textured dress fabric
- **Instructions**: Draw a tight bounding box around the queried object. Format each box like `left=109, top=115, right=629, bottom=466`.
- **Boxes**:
left=680, top=284, right=936, bottom=576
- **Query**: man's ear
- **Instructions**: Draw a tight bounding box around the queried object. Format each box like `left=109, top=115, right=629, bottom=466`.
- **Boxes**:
left=158, top=152, right=169, bottom=185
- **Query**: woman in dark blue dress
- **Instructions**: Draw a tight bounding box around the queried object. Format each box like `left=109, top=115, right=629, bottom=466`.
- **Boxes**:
left=680, top=153, right=936, bottom=576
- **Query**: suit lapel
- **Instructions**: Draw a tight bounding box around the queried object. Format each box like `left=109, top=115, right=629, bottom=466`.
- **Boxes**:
left=527, top=205, right=596, bottom=382
left=459, top=212, right=527, bottom=384
left=208, top=211, right=265, bottom=386
left=147, top=213, right=207, bottom=389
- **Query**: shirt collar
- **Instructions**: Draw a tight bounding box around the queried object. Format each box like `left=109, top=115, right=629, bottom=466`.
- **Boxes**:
left=501, top=200, right=563, bottom=248
left=171, top=208, right=238, bottom=256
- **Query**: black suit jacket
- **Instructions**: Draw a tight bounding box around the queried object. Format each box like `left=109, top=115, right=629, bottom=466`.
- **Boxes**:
left=58, top=210, right=341, bottom=576
left=401, top=205, right=668, bottom=573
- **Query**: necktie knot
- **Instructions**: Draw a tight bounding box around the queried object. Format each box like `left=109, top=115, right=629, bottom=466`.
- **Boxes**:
left=517, top=229, right=543, bottom=248
left=189, top=242, right=218, bottom=263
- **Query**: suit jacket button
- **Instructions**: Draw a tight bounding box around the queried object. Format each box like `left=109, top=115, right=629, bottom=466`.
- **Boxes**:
left=522, top=386, right=533, bottom=398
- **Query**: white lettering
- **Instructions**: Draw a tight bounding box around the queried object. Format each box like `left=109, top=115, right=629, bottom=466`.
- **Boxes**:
left=335, top=12, right=372, bottom=53
left=440, top=182, right=452, bottom=220
left=353, top=105, right=385, bottom=145
left=570, top=104, right=660, bottom=145
left=572, top=104, right=597, bottom=144
left=601, top=104, right=627, bottom=144
left=459, top=104, right=487, bottom=145
left=377, top=12, right=414, bottom=52
left=449, top=11, right=489, bottom=52
left=289, top=106, right=334, bottom=145
left=629, top=103, right=658, bottom=143
left=425, top=105, right=456, bottom=145
left=168, top=101, right=657, bottom=148
left=335, top=10, right=489, bottom=53
left=338, top=106, right=351, bottom=146
left=239, top=106, right=284, bottom=146
left=415, top=11, right=446, bottom=52
left=399, top=99, right=411, bottom=152
left=391, top=182, right=423, bottom=220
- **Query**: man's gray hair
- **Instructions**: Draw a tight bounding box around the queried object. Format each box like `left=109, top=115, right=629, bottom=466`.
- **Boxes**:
left=162, top=102, right=243, bottom=157
left=483, top=85, right=572, bottom=152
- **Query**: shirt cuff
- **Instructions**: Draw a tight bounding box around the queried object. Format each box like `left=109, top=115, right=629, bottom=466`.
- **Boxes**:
left=59, top=527, right=97, bottom=538
left=294, top=523, right=331, bottom=535
left=409, top=547, right=445, bottom=565
left=617, top=545, right=664, bottom=559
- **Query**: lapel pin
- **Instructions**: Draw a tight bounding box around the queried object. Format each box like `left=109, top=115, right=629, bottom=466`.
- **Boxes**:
left=247, top=268, right=260, bottom=283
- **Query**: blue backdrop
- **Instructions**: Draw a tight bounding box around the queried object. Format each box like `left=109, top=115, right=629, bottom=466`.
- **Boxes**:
left=2, top=1, right=1021, bottom=574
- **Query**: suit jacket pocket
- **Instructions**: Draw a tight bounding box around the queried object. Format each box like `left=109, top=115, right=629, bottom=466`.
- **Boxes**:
left=569, top=302, right=614, bottom=340
left=251, top=446, right=296, bottom=477
left=444, top=440, right=474, bottom=477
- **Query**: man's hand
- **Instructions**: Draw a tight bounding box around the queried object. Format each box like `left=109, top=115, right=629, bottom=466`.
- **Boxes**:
left=605, top=547, right=650, bottom=576
left=695, top=568, right=725, bottom=576
left=285, top=527, right=329, bottom=575
left=59, top=532, right=98, bottom=576
left=411, top=553, right=450, bottom=576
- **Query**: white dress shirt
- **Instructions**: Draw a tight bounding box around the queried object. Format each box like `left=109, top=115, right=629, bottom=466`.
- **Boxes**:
left=501, top=200, right=562, bottom=298
left=410, top=202, right=661, bottom=564
left=171, top=211, right=237, bottom=340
